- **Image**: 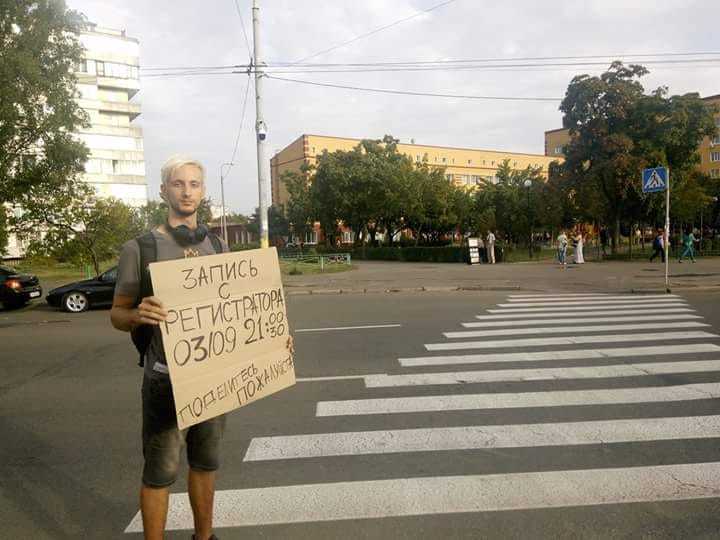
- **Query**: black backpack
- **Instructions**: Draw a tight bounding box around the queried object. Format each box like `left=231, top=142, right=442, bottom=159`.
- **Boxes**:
left=130, top=231, right=223, bottom=367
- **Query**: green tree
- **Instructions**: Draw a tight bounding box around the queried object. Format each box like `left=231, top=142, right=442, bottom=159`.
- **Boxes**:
left=13, top=182, right=143, bottom=275
left=283, top=169, right=314, bottom=244
left=247, top=205, right=289, bottom=241
left=559, top=62, right=717, bottom=252
left=0, top=1, right=90, bottom=207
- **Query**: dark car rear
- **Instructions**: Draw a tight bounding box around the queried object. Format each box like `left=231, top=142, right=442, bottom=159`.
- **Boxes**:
left=46, top=266, right=117, bottom=313
left=0, top=264, right=43, bottom=309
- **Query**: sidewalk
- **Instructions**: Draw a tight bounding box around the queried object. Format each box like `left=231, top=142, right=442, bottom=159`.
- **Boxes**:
left=282, top=258, right=720, bottom=295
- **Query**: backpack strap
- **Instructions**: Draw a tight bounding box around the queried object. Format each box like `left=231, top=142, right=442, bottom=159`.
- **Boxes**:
left=132, top=232, right=158, bottom=367
left=208, top=232, right=223, bottom=254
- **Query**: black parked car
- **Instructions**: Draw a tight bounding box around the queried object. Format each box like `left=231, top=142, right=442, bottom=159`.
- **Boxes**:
left=46, top=266, right=118, bottom=313
left=0, top=264, right=43, bottom=309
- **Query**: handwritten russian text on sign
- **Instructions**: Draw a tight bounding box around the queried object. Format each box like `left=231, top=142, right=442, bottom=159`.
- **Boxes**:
left=149, top=247, right=295, bottom=429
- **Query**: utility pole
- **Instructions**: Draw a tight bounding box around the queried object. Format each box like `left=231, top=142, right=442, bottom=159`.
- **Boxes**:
left=664, top=169, right=670, bottom=292
left=220, top=162, right=233, bottom=247
left=252, top=0, right=270, bottom=248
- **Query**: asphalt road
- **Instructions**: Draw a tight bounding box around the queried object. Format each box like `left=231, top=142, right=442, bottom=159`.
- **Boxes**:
left=2, top=290, right=720, bottom=539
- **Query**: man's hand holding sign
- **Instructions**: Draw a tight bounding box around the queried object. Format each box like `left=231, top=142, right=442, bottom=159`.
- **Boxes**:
left=149, top=247, right=295, bottom=429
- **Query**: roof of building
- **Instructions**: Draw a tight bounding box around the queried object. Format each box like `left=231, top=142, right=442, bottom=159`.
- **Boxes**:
left=299, top=133, right=552, bottom=158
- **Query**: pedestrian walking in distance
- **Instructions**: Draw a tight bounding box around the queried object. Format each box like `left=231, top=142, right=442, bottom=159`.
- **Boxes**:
left=574, top=232, right=585, bottom=264
left=110, top=155, right=233, bottom=540
left=678, top=228, right=697, bottom=263
left=599, top=227, right=609, bottom=256
left=486, top=230, right=496, bottom=264
left=649, top=229, right=665, bottom=262
left=557, top=231, right=569, bottom=268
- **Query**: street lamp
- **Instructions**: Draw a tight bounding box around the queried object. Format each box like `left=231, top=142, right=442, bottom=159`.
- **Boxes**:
left=524, top=179, right=533, bottom=258
left=220, top=162, right=234, bottom=247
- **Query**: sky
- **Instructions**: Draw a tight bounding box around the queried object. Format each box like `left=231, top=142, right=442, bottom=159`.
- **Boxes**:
left=66, top=0, right=720, bottom=215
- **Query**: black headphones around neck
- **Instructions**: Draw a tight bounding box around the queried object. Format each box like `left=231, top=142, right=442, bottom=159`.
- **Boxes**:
left=165, top=222, right=209, bottom=246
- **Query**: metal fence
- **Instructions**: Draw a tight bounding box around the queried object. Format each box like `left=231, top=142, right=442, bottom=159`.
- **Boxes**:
left=279, top=252, right=352, bottom=271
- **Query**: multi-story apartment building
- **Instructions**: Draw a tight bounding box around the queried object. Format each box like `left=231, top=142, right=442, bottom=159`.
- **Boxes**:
left=74, top=23, right=147, bottom=206
left=271, top=134, right=558, bottom=210
left=4, top=24, right=147, bottom=259
left=544, top=94, right=720, bottom=178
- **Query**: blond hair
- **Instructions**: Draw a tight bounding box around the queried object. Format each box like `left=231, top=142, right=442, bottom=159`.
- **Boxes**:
left=160, top=154, right=206, bottom=185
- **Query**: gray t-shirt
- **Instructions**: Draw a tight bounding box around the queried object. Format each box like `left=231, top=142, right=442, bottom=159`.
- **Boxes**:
left=115, top=228, right=228, bottom=380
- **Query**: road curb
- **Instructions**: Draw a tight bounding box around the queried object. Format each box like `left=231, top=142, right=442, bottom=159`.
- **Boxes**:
left=285, top=284, right=525, bottom=295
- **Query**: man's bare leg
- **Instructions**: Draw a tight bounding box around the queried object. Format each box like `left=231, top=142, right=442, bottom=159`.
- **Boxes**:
left=188, top=469, right=216, bottom=540
left=140, top=485, right=170, bottom=540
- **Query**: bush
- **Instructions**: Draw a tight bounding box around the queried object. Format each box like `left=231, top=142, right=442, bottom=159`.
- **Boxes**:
left=352, top=246, right=466, bottom=263
left=230, top=243, right=260, bottom=252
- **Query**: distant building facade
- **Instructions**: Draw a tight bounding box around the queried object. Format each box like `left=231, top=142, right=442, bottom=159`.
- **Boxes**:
left=271, top=134, right=560, bottom=210
left=75, top=23, right=147, bottom=206
left=544, top=94, right=720, bottom=179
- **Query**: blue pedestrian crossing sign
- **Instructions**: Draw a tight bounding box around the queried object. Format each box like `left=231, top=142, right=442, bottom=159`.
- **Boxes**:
left=642, top=167, right=668, bottom=193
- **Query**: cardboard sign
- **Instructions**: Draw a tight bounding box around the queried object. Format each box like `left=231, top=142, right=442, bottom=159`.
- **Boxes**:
left=149, top=247, right=295, bottom=429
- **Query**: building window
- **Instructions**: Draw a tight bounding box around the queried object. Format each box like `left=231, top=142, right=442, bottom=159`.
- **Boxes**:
left=513, top=161, right=517, bottom=167
left=711, top=151, right=720, bottom=162
left=96, top=61, right=105, bottom=76
left=554, top=146, right=564, bottom=154
left=471, top=175, right=482, bottom=184
left=416, top=155, right=420, bottom=161
left=442, top=157, right=446, bottom=163
left=491, top=161, right=495, bottom=166
left=305, top=230, right=318, bottom=244
left=342, top=230, right=355, bottom=243
left=311, top=147, right=315, bottom=153
left=75, top=59, right=87, bottom=73
left=451, top=158, right=455, bottom=164
left=434, top=157, right=438, bottom=162
left=445, top=174, right=453, bottom=182
left=467, top=159, right=472, bottom=164
left=713, top=136, right=720, bottom=146
left=710, top=169, right=720, bottom=178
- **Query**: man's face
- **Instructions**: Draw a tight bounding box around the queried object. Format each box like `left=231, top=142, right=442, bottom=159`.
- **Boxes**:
left=161, top=164, right=205, bottom=218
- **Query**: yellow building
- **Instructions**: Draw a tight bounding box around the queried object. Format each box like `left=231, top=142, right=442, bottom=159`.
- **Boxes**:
left=271, top=134, right=560, bottom=209
left=544, top=94, right=720, bottom=178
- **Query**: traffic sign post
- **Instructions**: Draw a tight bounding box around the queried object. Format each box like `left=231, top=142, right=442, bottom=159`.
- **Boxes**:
left=642, top=167, right=670, bottom=292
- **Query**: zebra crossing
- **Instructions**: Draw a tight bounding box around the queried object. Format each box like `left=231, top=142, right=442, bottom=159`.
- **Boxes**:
left=125, top=292, right=720, bottom=535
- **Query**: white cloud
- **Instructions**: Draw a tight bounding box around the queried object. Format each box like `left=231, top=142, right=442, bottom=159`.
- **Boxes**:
left=66, top=0, right=720, bottom=214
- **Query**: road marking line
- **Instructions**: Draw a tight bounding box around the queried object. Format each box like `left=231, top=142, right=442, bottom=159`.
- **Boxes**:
left=296, top=375, right=376, bottom=382
left=444, top=321, right=708, bottom=339
left=508, top=293, right=613, bottom=297
left=365, top=360, right=720, bottom=387
left=476, top=308, right=695, bottom=319
left=295, top=324, right=402, bottom=333
left=498, top=299, right=686, bottom=308
left=425, top=331, right=718, bottom=351
left=488, top=304, right=689, bottom=314
left=399, top=344, right=720, bottom=367
left=123, top=462, right=720, bottom=531
left=463, top=314, right=702, bottom=328
left=243, top=415, right=720, bottom=461
left=315, top=382, right=720, bottom=416
left=507, top=294, right=679, bottom=302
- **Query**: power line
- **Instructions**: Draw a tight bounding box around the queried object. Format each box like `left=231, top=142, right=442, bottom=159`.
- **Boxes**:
left=271, top=50, right=720, bottom=67
left=229, top=74, right=252, bottom=167
left=266, top=75, right=562, bottom=102
left=261, top=57, right=720, bottom=75
left=291, top=0, right=458, bottom=65
left=233, top=0, right=253, bottom=58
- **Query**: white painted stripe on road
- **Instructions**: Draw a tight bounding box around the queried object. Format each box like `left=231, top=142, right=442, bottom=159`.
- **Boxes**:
left=507, top=294, right=678, bottom=303
left=124, top=462, right=720, bottom=531
left=425, top=331, right=718, bottom=351
left=444, top=321, right=708, bottom=339
left=399, top=344, right=720, bottom=367
left=316, top=382, right=720, bottom=416
left=498, top=299, right=686, bottom=308
left=244, top=416, right=720, bottom=461
left=463, top=314, right=702, bottom=328
left=476, top=308, right=695, bottom=320
left=365, top=360, right=720, bottom=387
left=488, top=304, right=689, bottom=314
left=295, top=324, right=402, bottom=333
left=509, top=293, right=612, bottom=298
left=296, top=375, right=373, bottom=382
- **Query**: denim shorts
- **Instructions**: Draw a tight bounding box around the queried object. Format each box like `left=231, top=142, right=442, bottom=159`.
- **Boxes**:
left=141, top=375, right=226, bottom=488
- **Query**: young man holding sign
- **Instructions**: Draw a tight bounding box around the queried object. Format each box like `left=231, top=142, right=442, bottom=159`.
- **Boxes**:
left=111, top=155, right=227, bottom=540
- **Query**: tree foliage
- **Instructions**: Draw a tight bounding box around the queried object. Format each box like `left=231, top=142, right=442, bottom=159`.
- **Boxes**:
left=559, top=62, right=717, bottom=249
left=12, top=181, right=143, bottom=274
left=0, top=1, right=90, bottom=205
